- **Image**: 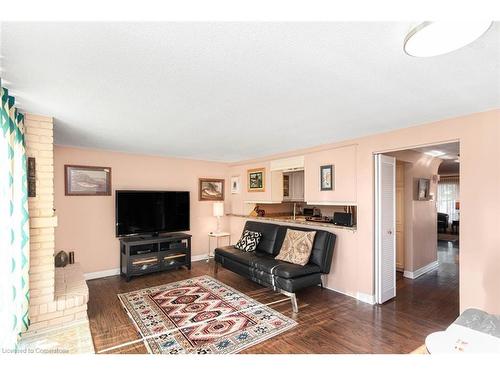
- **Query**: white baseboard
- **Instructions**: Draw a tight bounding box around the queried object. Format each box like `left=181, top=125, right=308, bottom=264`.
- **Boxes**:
left=403, top=260, right=439, bottom=280
left=356, top=292, right=376, bottom=305
left=84, top=268, right=120, bottom=280
left=323, top=284, right=375, bottom=305
left=192, top=254, right=209, bottom=262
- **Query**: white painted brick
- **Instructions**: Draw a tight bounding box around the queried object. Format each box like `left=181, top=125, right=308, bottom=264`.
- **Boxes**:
left=39, top=150, right=53, bottom=158
left=74, top=311, right=89, bottom=321
left=47, top=301, right=58, bottom=313
left=25, top=113, right=53, bottom=123
left=39, top=303, right=48, bottom=315
left=26, top=141, right=53, bottom=151
left=26, top=127, right=53, bottom=137
left=48, top=314, right=75, bottom=327
left=28, top=321, right=49, bottom=332
left=29, top=294, right=53, bottom=305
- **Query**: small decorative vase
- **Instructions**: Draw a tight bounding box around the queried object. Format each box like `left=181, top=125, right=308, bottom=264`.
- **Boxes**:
left=55, top=251, right=69, bottom=267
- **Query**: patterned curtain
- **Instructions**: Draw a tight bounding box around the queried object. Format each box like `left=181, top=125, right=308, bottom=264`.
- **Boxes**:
left=0, top=81, right=30, bottom=349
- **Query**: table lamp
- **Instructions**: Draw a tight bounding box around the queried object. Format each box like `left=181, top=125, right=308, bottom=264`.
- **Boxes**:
left=213, top=202, right=224, bottom=233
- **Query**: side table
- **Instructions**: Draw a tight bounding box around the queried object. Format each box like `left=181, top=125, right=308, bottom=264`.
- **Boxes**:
left=207, top=232, right=231, bottom=262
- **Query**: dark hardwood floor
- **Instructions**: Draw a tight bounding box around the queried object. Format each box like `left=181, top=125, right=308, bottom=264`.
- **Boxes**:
left=391, top=240, right=459, bottom=327
left=87, top=240, right=459, bottom=354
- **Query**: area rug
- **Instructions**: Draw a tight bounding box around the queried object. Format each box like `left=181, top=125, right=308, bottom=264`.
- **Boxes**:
left=117, top=275, right=297, bottom=354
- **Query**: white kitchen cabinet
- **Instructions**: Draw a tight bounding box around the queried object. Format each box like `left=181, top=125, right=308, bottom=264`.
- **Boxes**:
left=283, top=170, right=304, bottom=201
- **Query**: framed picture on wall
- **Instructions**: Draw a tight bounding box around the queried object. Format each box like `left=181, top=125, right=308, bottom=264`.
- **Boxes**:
left=199, top=178, right=225, bottom=201
left=64, top=165, right=112, bottom=196
left=247, top=168, right=265, bottom=192
left=320, top=164, right=334, bottom=191
left=417, top=178, right=431, bottom=200
left=230, top=176, right=240, bottom=194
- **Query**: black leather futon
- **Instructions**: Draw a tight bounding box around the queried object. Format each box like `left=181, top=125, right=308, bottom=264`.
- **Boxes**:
left=214, top=220, right=336, bottom=312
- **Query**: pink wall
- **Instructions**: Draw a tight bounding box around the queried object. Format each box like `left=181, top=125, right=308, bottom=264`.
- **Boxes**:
left=304, top=144, right=357, bottom=204
left=54, top=146, right=229, bottom=274
left=228, top=109, right=500, bottom=314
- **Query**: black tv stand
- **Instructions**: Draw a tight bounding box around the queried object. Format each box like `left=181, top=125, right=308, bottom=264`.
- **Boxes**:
left=119, top=233, right=191, bottom=282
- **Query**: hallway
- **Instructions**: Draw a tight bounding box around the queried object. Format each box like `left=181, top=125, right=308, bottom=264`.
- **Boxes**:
left=387, top=240, right=459, bottom=327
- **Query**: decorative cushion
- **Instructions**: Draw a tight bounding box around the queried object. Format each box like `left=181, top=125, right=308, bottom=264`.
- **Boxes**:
left=275, top=229, right=316, bottom=266
left=235, top=230, right=262, bottom=252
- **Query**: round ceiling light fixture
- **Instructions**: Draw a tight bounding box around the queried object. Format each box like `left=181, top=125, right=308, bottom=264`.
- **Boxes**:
left=404, top=21, right=493, bottom=57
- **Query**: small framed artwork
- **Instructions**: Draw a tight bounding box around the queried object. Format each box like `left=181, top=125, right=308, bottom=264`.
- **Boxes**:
left=248, top=168, right=265, bottom=192
left=199, top=178, right=225, bottom=201
left=65, top=165, right=111, bottom=196
left=320, top=164, right=334, bottom=191
left=417, top=178, right=431, bottom=201
left=230, top=176, right=240, bottom=194
left=27, top=157, right=36, bottom=197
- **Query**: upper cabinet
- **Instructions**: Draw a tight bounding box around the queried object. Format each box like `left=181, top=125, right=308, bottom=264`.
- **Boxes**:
left=304, top=145, right=357, bottom=204
left=270, top=156, right=304, bottom=171
left=283, top=170, right=304, bottom=201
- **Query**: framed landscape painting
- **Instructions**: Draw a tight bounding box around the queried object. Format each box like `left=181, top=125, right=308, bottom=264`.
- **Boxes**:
left=248, top=168, right=265, bottom=192
left=65, top=165, right=112, bottom=196
left=199, top=178, right=225, bottom=201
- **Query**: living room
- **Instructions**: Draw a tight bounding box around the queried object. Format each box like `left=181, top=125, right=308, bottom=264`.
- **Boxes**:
left=1, top=2, right=500, bottom=373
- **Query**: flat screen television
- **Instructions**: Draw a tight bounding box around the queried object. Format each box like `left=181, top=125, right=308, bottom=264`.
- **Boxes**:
left=115, top=190, right=190, bottom=237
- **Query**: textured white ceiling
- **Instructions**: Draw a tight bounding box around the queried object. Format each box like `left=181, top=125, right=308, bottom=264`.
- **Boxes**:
left=1, top=22, right=499, bottom=162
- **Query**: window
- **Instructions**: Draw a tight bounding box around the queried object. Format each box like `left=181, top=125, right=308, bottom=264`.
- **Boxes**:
left=437, top=176, right=460, bottom=222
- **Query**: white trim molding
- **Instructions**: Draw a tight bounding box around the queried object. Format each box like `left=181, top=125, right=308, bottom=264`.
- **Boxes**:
left=403, top=260, right=439, bottom=279
left=192, top=254, right=209, bottom=262
left=356, top=292, right=376, bottom=305
left=323, top=284, right=375, bottom=305
left=84, top=268, right=120, bottom=280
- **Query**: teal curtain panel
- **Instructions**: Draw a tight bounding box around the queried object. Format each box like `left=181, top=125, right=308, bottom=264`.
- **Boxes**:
left=0, top=80, right=30, bottom=349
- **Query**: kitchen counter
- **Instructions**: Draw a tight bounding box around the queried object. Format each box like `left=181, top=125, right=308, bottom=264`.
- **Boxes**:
left=227, top=214, right=357, bottom=231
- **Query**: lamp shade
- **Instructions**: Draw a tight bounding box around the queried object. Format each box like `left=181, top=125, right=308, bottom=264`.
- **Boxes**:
left=213, top=202, right=224, bottom=217
left=455, top=201, right=460, bottom=210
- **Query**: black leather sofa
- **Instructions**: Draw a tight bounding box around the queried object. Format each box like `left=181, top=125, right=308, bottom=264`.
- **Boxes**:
left=214, top=220, right=336, bottom=312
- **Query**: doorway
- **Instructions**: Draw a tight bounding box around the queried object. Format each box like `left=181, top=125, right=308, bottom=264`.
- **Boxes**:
left=374, top=142, right=460, bottom=323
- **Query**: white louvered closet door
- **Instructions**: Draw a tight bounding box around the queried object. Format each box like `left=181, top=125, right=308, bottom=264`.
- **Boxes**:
left=375, top=154, right=396, bottom=304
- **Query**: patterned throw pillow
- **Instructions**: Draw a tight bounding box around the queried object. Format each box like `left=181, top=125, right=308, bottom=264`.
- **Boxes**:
left=235, top=230, right=262, bottom=252
left=275, top=229, right=316, bottom=266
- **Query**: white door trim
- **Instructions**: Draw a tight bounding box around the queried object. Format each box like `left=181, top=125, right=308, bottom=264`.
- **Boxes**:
left=374, top=154, right=396, bottom=304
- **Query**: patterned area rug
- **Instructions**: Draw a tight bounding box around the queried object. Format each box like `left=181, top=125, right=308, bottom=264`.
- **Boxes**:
left=118, top=275, right=297, bottom=354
